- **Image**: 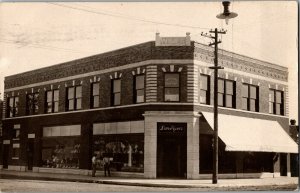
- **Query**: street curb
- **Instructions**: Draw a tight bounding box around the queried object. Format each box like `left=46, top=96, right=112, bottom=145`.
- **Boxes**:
left=0, top=174, right=298, bottom=189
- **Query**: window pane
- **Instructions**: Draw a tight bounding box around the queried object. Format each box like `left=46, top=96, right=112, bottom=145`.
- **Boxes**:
left=269, top=102, right=274, bottom=114
left=218, top=79, right=224, bottom=93
left=276, top=104, right=281, bottom=115
left=15, top=97, right=19, bottom=115
left=250, top=99, right=256, bottom=111
left=76, top=86, right=82, bottom=98
left=165, top=88, right=179, bottom=101
left=242, top=84, right=248, bottom=97
left=113, top=79, right=121, bottom=93
left=269, top=90, right=274, bottom=102
left=218, top=93, right=224, bottom=106
left=54, top=90, right=59, bottom=101
left=200, top=75, right=208, bottom=90
left=68, top=87, right=74, bottom=99
left=242, top=98, right=248, bottom=110
left=226, top=95, right=233, bottom=107
left=136, top=75, right=145, bottom=90
left=52, top=127, right=60, bottom=136
left=199, top=90, right=207, bottom=104
left=136, top=89, right=144, bottom=103
left=276, top=91, right=282, bottom=103
left=76, top=98, right=82, bottom=109
left=250, top=86, right=257, bottom=99
left=60, top=127, right=71, bottom=136
left=114, top=93, right=121, bottom=105
left=47, top=102, right=52, bottom=113
left=54, top=102, right=59, bottom=112
left=68, top=99, right=74, bottom=110
left=165, top=74, right=179, bottom=87
left=9, top=98, right=14, bottom=107
left=226, top=81, right=233, bottom=95
left=93, top=83, right=100, bottom=96
left=93, top=96, right=99, bottom=108
left=47, top=91, right=52, bottom=102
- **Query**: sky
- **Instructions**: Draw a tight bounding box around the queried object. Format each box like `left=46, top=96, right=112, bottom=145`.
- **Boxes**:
left=0, top=1, right=298, bottom=121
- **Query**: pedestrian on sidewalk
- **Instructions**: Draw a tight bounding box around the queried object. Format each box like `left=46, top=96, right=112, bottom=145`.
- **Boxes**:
left=103, top=154, right=111, bottom=177
left=92, top=154, right=97, bottom=177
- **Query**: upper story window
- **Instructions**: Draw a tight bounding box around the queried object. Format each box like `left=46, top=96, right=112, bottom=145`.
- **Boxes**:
left=269, top=89, right=284, bottom=115
left=26, top=93, right=39, bottom=115
left=67, top=86, right=82, bottom=111
left=111, top=79, right=121, bottom=106
left=7, top=96, right=19, bottom=117
left=218, top=79, right=235, bottom=108
left=199, top=74, right=210, bottom=104
left=46, top=90, right=59, bottom=113
left=242, top=84, right=259, bottom=112
left=134, top=75, right=145, bottom=103
left=91, top=83, right=100, bottom=108
left=164, top=73, right=180, bottom=102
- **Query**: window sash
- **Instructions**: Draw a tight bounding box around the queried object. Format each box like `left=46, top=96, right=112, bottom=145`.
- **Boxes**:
left=218, top=79, right=224, bottom=93
left=250, top=86, right=257, bottom=99
left=93, top=96, right=100, bottom=108
left=135, top=75, right=145, bottom=90
left=200, top=75, right=209, bottom=90
left=136, top=89, right=145, bottom=103
left=92, top=83, right=100, bottom=96
left=164, top=88, right=179, bottom=102
left=165, top=73, right=179, bottom=87
left=76, top=86, right=82, bottom=98
left=68, top=87, right=75, bottom=99
left=114, top=93, right=121, bottom=105
left=113, top=79, right=121, bottom=93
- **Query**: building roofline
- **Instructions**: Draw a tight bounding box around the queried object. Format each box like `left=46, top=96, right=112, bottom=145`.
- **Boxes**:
left=5, top=40, right=288, bottom=81
left=193, top=41, right=288, bottom=72
left=5, top=41, right=154, bottom=80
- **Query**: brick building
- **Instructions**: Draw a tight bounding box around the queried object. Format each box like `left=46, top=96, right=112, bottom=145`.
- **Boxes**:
left=0, top=33, right=298, bottom=179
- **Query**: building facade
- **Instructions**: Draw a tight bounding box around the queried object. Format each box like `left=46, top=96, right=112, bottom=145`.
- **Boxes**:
left=0, top=33, right=298, bottom=179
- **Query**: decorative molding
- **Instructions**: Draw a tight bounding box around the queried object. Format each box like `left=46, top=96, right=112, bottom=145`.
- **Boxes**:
left=132, top=67, right=146, bottom=76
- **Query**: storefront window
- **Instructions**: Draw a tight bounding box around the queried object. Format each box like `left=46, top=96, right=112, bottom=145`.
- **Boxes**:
left=93, top=134, right=144, bottom=173
left=42, top=137, right=80, bottom=169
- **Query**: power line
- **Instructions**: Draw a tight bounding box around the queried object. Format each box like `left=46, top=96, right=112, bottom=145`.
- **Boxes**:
left=46, top=2, right=211, bottom=30
left=0, top=38, right=90, bottom=54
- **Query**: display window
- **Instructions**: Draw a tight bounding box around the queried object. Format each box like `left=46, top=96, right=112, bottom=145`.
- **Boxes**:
left=41, top=137, right=80, bottom=169
left=93, top=134, right=144, bottom=173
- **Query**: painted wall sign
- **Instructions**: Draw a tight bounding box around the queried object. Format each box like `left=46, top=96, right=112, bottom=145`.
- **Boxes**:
left=157, top=123, right=186, bottom=134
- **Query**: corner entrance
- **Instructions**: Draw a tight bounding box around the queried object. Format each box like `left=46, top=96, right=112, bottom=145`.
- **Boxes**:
left=157, top=122, right=187, bottom=178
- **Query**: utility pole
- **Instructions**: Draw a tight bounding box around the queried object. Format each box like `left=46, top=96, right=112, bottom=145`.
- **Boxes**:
left=201, top=28, right=226, bottom=184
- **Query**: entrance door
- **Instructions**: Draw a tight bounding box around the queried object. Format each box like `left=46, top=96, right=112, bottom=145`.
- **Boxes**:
left=157, top=123, right=187, bottom=178
left=3, top=145, right=9, bottom=169
left=27, top=140, right=34, bottom=171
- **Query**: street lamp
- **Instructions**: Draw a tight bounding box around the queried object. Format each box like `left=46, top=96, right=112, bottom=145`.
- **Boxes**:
left=217, top=1, right=238, bottom=25
left=201, top=1, right=237, bottom=184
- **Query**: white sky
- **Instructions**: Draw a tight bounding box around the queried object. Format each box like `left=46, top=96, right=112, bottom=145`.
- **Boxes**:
left=0, top=1, right=298, bottom=121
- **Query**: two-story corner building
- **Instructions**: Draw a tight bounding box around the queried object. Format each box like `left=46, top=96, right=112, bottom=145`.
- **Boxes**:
left=0, top=33, right=298, bottom=179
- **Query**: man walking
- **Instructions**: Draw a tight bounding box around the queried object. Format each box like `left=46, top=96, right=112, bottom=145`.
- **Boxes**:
left=92, top=154, right=97, bottom=177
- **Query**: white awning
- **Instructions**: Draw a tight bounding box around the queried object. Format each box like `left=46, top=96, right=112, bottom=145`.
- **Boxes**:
left=202, top=112, right=298, bottom=153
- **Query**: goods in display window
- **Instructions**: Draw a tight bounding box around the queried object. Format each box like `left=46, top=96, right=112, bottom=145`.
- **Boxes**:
left=41, top=137, right=80, bottom=169
left=93, top=134, right=144, bottom=172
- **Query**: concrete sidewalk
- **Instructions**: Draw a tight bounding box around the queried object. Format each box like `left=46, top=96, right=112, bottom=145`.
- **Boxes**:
left=0, top=170, right=298, bottom=188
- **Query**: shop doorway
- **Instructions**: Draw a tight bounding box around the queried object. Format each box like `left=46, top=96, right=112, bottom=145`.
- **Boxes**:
left=27, top=140, right=34, bottom=171
left=157, top=123, right=187, bottom=178
left=3, top=145, right=9, bottom=169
